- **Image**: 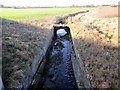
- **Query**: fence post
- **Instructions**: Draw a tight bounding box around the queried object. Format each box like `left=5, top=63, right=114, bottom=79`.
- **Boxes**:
left=71, top=15, right=72, bottom=23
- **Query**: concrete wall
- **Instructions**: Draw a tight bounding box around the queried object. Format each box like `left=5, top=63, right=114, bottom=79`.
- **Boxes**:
left=0, top=76, right=4, bottom=90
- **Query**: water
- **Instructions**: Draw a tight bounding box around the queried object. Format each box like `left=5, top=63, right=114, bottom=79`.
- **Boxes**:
left=39, top=28, right=77, bottom=89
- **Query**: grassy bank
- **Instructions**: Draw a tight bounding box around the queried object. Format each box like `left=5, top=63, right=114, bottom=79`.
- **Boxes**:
left=68, top=7, right=118, bottom=88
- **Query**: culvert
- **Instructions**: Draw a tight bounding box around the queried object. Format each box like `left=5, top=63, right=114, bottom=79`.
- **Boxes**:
left=28, top=26, right=91, bottom=89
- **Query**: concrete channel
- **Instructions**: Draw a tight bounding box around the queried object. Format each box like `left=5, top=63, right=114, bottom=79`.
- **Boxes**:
left=1, top=10, right=91, bottom=89
left=28, top=25, right=91, bottom=89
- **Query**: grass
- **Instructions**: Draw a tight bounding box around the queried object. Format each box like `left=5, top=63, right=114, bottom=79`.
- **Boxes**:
left=0, top=7, right=90, bottom=21
left=68, top=10, right=118, bottom=88
left=2, top=18, right=52, bottom=88
left=91, top=7, right=118, bottom=18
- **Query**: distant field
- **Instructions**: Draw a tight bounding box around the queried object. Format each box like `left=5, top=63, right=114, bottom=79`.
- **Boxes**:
left=0, top=7, right=92, bottom=21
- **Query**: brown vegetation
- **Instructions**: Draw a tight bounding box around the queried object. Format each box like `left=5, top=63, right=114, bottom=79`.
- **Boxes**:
left=68, top=8, right=119, bottom=88
left=2, top=17, right=56, bottom=88
left=90, top=7, right=118, bottom=18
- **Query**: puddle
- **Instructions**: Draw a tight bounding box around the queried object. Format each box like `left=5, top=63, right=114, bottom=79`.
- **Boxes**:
left=37, top=27, right=77, bottom=89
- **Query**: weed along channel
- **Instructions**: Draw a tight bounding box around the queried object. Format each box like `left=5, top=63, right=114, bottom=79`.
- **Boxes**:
left=28, top=25, right=91, bottom=89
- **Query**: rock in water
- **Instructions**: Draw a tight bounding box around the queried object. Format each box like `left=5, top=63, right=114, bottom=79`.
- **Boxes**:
left=57, top=29, right=67, bottom=37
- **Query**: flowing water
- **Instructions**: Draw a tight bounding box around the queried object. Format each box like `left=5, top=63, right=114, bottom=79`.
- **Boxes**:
left=38, top=27, right=77, bottom=89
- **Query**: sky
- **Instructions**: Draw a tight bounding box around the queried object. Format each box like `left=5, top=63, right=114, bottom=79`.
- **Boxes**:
left=0, top=0, right=119, bottom=7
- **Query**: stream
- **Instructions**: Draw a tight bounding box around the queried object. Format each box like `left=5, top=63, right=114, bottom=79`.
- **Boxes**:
left=37, top=27, right=77, bottom=89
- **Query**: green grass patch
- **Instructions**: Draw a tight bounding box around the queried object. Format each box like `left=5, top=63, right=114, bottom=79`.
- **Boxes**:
left=0, top=7, right=91, bottom=21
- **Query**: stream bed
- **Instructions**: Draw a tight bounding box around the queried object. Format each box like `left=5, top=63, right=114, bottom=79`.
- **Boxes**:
left=37, top=27, right=77, bottom=89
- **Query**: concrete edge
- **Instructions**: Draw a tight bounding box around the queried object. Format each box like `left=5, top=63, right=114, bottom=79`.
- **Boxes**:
left=28, top=27, right=55, bottom=88
left=70, top=28, right=92, bottom=88
left=18, top=26, right=54, bottom=89
left=0, top=76, right=4, bottom=90
left=63, top=10, right=89, bottom=20
left=0, top=19, right=4, bottom=90
left=54, top=10, right=89, bottom=25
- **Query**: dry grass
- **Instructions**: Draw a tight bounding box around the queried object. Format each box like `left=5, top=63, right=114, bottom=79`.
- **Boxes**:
left=2, top=17, right=56, bottom=88
left=68, top=9, right=119, bottom=88
left=90, top=7, right=118, bottom=18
